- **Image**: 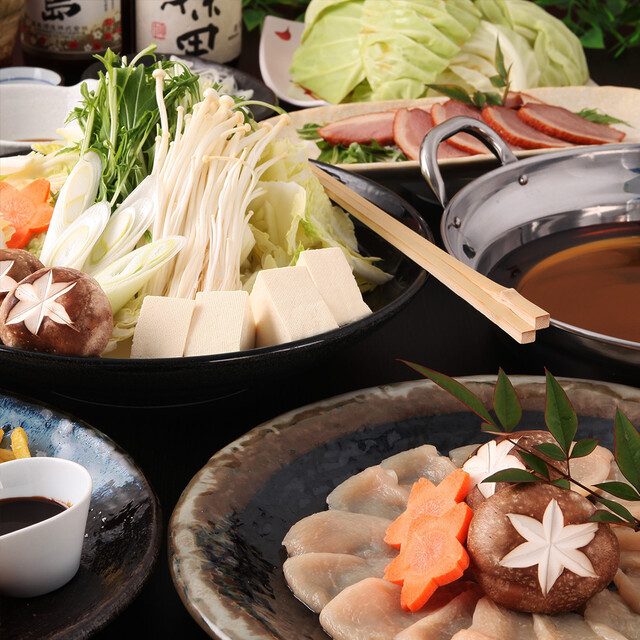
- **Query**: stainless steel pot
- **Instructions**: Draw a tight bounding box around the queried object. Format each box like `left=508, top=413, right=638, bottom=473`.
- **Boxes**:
left=420, top=117, right=640, bottom=368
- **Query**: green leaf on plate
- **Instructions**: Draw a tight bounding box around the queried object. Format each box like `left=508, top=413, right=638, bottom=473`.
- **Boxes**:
left=594, top=481, right=640, bottom=501
left=551, top=478, right=571, bottom=490
left=545, top=370, right=577, bottom=454
left=570, top=438, right=599, bottom=459
left=614, top=408, right=640, bottom=493
left=597, top=496, right=637, bottom=523
left=535, top=442, right=568, bottom=461
left=590, top=510, right=629, bottom=525
left=493, top=368, right=522, bottom=432
left=402, top=361, right=498, bottom=428
left=426, top=84, right=474, bottom=105
left=519, top=450, right=551, bottom=479
left=483, top=469, right=541, bottom=483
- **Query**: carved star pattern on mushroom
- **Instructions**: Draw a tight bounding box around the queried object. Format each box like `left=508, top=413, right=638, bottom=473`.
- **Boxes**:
left=6, top=270, right=77, bottom=335
left=0, top=260, right=16, bottom=294
left=462, top=439, right=525, bottom=499
left=499, top=498, right=598, bottom=596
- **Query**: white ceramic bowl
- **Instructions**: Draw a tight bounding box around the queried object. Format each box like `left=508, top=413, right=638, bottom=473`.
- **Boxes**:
left=259, top=15, right=327, bottom=108
left=0, top=66, right=63, bottom=86
left=0, top=456, right=92, bottom=597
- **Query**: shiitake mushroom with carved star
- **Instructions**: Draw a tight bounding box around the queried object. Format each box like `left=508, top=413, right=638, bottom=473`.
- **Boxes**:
left=0, top=266, right=113, bottom=356
left=466, top=483, right=619, bottom=614
left=0, top=249, right=44, bottom=307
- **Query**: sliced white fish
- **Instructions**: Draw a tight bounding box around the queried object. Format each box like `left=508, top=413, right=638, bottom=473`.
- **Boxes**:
left=614, top=568, right=640, bottom=614
left=615, top=528, right=640, bottom=552
left=327, top=466, right=411, bottom=520
left=450, top=596, right=536, bottom=640
left=569, top=445, right=613, bottom=496
left=587, top=622, right=631, bottom=640
left=584, top=589, right=640, bottom=640
left=448, top=444, right=482, bottom=469
left=318, top=577, right=427, bottom=640
left=395, top=585, right=482, bottom=640
left=283, top=552, right=387, bottom=613
left=282, top=510, right=395, bottom=560
left=380, top=444, right=457, bottom=486
left=620, top=551, right=640, bottom=572
left=533, top=612, right=604, bottom=639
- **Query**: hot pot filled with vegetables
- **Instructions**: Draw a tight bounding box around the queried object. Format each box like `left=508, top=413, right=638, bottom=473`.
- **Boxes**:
left=0, top=47, right=414, bottom=364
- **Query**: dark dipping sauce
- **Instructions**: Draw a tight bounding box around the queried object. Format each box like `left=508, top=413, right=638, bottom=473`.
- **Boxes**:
left=487, top=222, right=640, bottom=343
left=0, top=496, right=68, bottom=536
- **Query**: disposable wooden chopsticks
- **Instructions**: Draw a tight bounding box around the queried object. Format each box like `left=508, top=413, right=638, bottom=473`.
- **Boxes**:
left=310, top=163, right=550, bottom=344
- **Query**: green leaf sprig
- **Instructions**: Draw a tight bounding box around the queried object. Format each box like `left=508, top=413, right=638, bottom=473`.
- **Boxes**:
left=242, top=0, right=309, bottom=31
left=427, top=39, right=511, bottom=109
left=402, top=361, right=640, bottom=531
left=575, top=108, right=632, bottom=127
left=535, top=0, right=640, bottom=57
left=297, top=123, right=407, bottom=164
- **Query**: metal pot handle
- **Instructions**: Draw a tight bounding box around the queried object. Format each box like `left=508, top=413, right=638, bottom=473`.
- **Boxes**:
left=419, top=116, right=518, bottom=208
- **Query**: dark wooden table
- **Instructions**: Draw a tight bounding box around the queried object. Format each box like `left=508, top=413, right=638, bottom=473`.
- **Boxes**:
left=4, top=27, right=640, bottom=640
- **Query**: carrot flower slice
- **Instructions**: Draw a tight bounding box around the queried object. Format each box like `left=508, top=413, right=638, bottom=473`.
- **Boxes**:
left=384, top=470, right=473, bottom=612
left=0, top=179, right=54, bottom=249
left=384, top=468, right=470, bottom=548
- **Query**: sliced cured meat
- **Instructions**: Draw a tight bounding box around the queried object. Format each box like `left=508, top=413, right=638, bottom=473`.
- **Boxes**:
left=395, top=584, right=482, bottom=640
left=318, top=111, right=396, bottom=146
left=327, top=466, right=411, bottom=520
left=518, top=103, right=626, bottom=145
left=451, top=596, right=536, bottom=640
left=318, top=577, right=426, bottom=640
left=533, top=612, right=605, bottom=639
left=431, top=101, right=489, bottom=155
left=502, top=92, right=543, bottom=109
left=482, top=105, right=571, bottom=150
left=282, top=510, right=395, bottom=560
left=392, top=108, right=467, bottom=161
left=380, top=444, right=457, bottom=487
left=283, top=552, right=384, bottom=613
left=584, top=589, right=640, bottom=640
left=615, top=567, right=640, bottom=614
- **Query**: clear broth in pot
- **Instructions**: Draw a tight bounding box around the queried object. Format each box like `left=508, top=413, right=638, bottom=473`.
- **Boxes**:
left=487, top=222, right=640, bottom=343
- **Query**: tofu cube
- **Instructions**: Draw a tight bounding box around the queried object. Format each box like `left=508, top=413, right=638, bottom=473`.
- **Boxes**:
left=131, top=296, right=195, bottom=358
left=297, top=247, right=371, bottom=326
left=184, top=290, right=255, bottom=356
left=250, top=266, right=339, bottom=347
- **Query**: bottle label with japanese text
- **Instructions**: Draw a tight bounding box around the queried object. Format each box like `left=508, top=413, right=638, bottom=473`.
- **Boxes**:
left=136, top=0, right=241, bottom=64
left=21, top=0, right=122, bottom=56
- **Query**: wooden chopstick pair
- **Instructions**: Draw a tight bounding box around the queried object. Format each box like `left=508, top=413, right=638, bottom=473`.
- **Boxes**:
left=310, top=163, right=550, bottom=344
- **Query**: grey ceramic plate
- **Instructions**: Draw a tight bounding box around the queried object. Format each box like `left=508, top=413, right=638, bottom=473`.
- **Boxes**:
left=168, top=375, right=640, bottom=639
left=0, top=389, right=161, bottom=639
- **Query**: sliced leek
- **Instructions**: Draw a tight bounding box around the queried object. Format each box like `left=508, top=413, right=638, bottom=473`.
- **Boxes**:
left=83, top=175, right=157, bottom=275
left=40, top=151, right=102, bottom=265
left=94, top=236, right=185, bottom=314
left=46, top=201, right=111, bottom=270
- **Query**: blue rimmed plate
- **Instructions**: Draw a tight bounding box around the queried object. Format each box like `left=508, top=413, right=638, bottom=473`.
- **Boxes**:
left=0, top=389, right=161, bottom=639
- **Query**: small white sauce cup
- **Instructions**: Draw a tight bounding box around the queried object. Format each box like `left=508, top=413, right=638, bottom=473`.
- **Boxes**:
left=0, top=457, right=92, bottom=598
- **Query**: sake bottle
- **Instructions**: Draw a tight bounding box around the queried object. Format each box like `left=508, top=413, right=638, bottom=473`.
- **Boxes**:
left=135, top=0, right=242, bottom=64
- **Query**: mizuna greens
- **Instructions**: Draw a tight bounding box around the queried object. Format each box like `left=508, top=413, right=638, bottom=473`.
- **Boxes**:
left=69, top=46, right=201, bottom=208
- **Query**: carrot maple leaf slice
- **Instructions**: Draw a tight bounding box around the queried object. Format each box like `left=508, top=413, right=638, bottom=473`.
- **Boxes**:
left=384, top=468, right=471, bottom=548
